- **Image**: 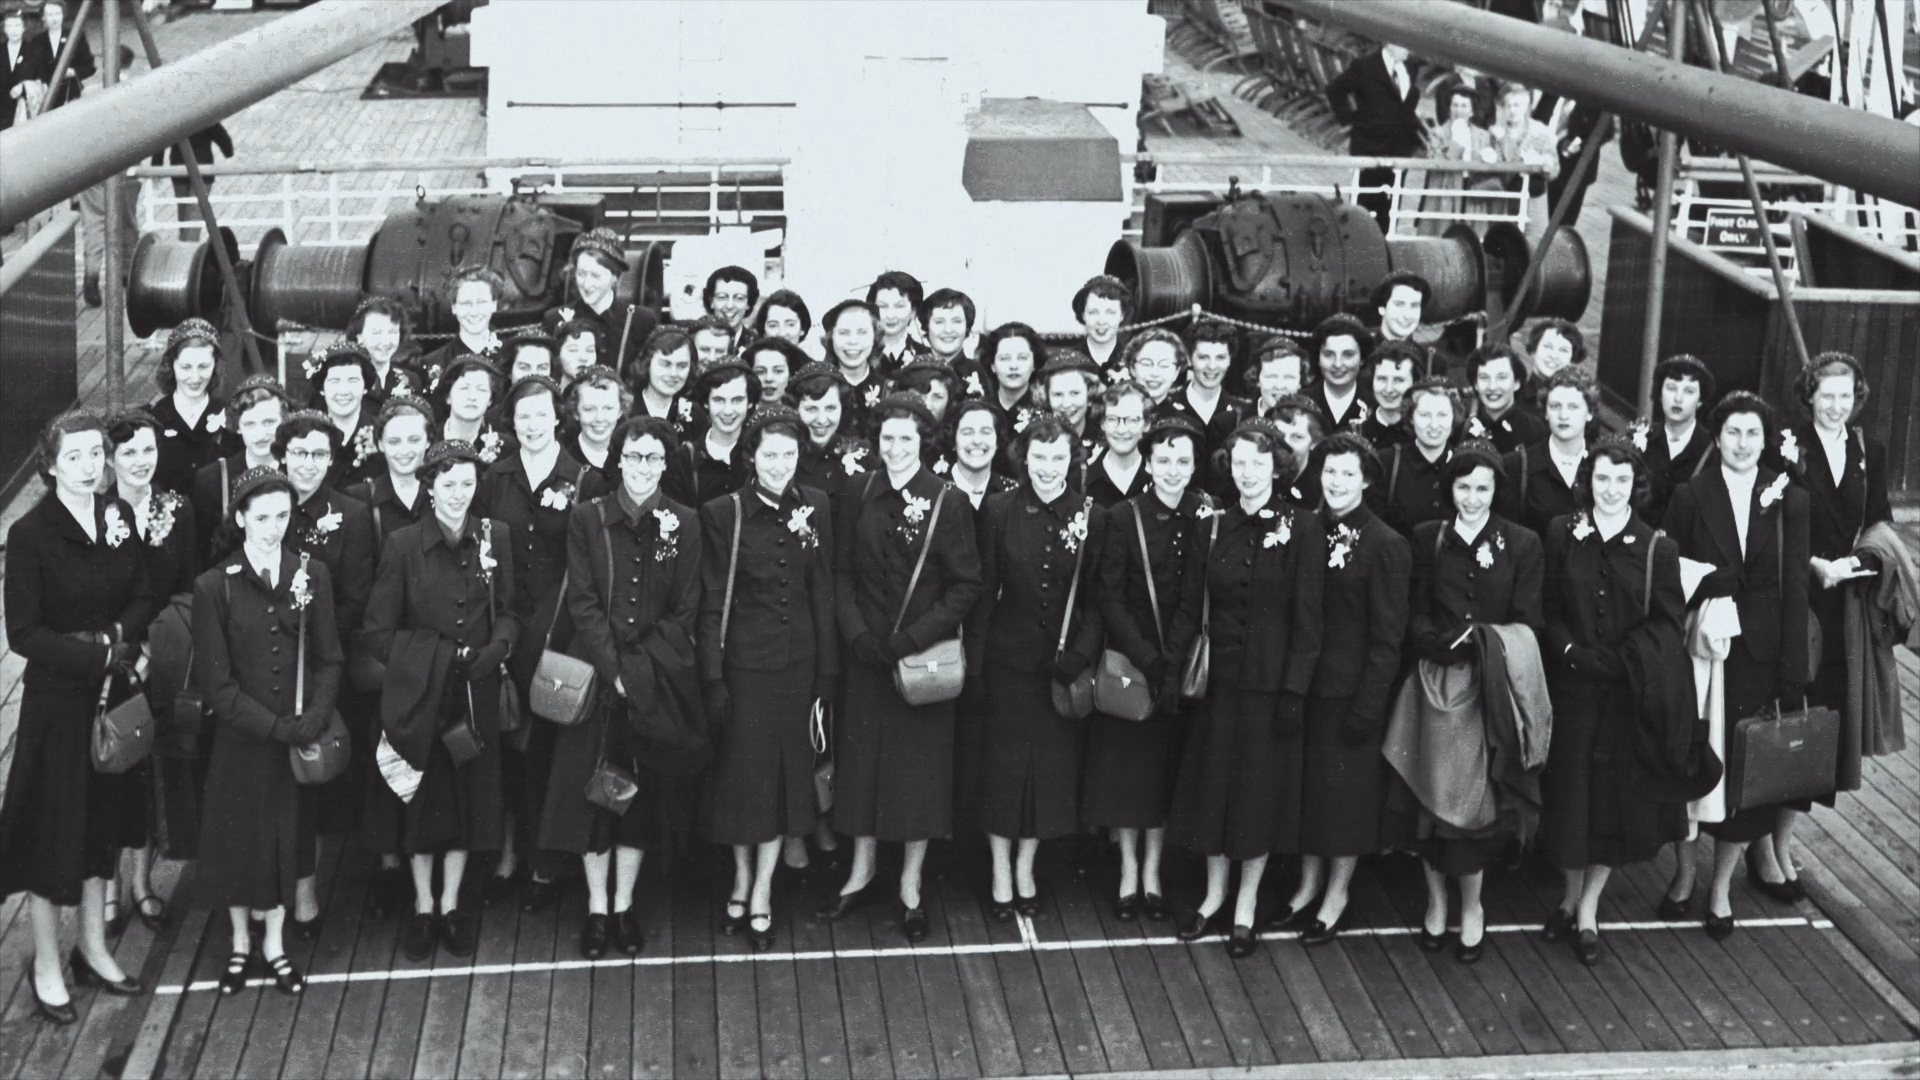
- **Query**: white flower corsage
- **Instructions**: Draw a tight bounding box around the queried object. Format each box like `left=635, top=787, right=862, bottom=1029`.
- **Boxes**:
left=476, top=429, right=504, bottom=463
left=1467, top=415, right=1488, bottom=438
left=204, top=410, right=225, bottom=433
left=1353, top=399, right=1370, bottom=427
left=964, top=371, right=985, bottom=397
left=289, top=559, right=314, bottom=610
left=1328, top=522, right=1360, bottom=568
left=302, top=352, right=324, bottom=380
left=676, top=398, right=694, bottom=423
left=477, top=526, right=498, bottom=583
left=147, top=491, right=181, bottom=546
left=1262, top=513, right=1292, bottom=548
left=1758, top=473, right=1789, bottom=510
left=304, top=506, right=343, bottom=546
left=1013, top=406, right=1036, bottom=433
left=653, top=507, right=680, bottom=561
left=352, top=425, right=378, bottom=466
left=1061, top=509, right=1089, bottom=553
left=540, top=482, right=575, bottom=511
left=1629, top=418, right=1649, bottom=452
left=788, top=505, right=818, bottom=549
left=163, top=428, right=179, bottom=439
left=556, top=306, right=576, bottom=324
left=863, top=383, right=882, bottom=408
left=480, top=331, right=503, bottom=355
left=1476, top=540, right=1496, bottom=568
left=840, top=444, right=867, bottom=475
left=102, top=505, right=131, bottom=548
left=902, top=493, right=931, bottom=524
left=1777, top=429, right=1799, bottom=465
left=1571, top=512, right=1595, bottom=541
left=932, top=457, right=951, bottom=475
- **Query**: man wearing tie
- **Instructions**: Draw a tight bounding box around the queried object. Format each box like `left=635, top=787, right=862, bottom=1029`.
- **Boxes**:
left=1325, top=42, right=1425, bottom=235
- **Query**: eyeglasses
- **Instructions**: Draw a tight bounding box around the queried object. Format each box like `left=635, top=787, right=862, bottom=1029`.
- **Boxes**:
left=622, top=452, right=667, bottom=468
left=284, top=448, right=333, bottom=463
left=1104, top=415, right=1145, bottom=428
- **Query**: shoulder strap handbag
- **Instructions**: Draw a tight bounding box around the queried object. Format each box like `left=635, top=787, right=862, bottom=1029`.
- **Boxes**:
left=482, top=519, right=528, bottom=738
left=1386, top=445, right=1403, bottom=509
left=1517, top=444, right=1530, bottom=512
left=615, top=303, right=638, bottom=370
left=1179, top=498, right=1218, bottom=700
left=891, top=485, right=967, bottom=705
left=289, top=551, right=351, bottom=785
left=219, top=457, right=230, bottom=520
left=528, top=562, right=595, bottom=728
left=1094, top=499, right=1159, bottom=722
left=719, top=492, right=743, bottom=653
left=1643, top=529, right=1663, bottom=619
left=92, top=662, right=154, bottom=775
left=583, top=692, right=639, bottom=815
left=1050, top=497, right=1096, bottom=719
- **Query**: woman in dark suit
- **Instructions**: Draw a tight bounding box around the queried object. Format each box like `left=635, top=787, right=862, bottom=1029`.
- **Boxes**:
left=672, top=361, right=758, bottom=507
left=947, top=397, right=1017, bottom=843
left=966, top=414, right=1103, bottom=921
left=1275, top=433, right=1410, bottom=945
left=1086, top=416, right=1209, bottom=922
left=541, top=227, right=657, bottom=376
left=1499, top=368, right=1598, bottom=536
left=362, top=441, right=521, bottom=963
left=1086, top=382, right=1153, bottom=510
left=343, top=394, right=437, bottom=920
left=1165, top=419, right=1325, bottom=958
left=1541, top=437, right=1692, bottom=964
left=1770, top=352, right=1892, bottom=899
left=346, top=296, right=430, bottom=405
left=1389, top=440, right=1545, bottom=962
left=698, top=406, right=838, bottom=952
left=104, top=409, right=200, bottom=933
left=475, top=375, right=601, bottom=911
left=193, top=467, right=344, bottom=996
left=150, top=319, right=238, bottom=500
left=434, top=356, right=511, bottom=465
left=1372, top=379, right=1465, bottom=537
left=190, top=375, right=289, bottom=568
left=274, top=410, right=377, bottom=935
left=1, top=411, right=156, bottom=1021
left=818, top=395, right=983, bottom=943
left=791, top=364, right=872, bottom=498
left=306, top=345, right=384, bottom=491
left=544, top=417, right=702, bottom=959
left=977, top=322, right=1049, bottom=451
left=1661, top=392, right=1811, bottom=936
left=563, top=368, right=628, bottom=492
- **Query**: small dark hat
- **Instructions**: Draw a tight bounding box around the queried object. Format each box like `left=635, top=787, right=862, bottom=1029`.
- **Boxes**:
left=229, top=464, right=292, bottom=506
left=506, top=373, right=564, bottom=406
left=421, top=439, right=483, bottom=472
left=1037, top=351, right=1101, bottom=380
left=439, top=354, right=505, bottom=391
left=872, top=392, right=936, bottom=430
left=694, top=358, right=753, bottom=393
left=743, top=402, right=804, bottom=442
left=1452, top=438, right=1506, bottom=477
left=1232, top=416, right=1287, bottom=444
left=170, top=317, right=221, bottom=349
left=1144, top=414, right=1205, bottom=444
left=572, top=227, right=630, bottom=273
left=502, top=328, right=560, bottom=356
left=232, top=372, right=286, bottom=399
left=304, top=341, right=376, bottom=386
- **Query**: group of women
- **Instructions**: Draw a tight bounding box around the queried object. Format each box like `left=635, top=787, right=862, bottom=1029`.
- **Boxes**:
left=1, top=235, right=1895, bottom=1021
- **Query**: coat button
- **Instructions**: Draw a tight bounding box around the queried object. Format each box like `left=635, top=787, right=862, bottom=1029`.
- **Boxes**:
left=455, top=618, right=466, bottom=627
left=456, top=598, right=466, bottom=607
left=779, top=597, right=791, bottom=607
left=780, top=616, right=790, bottom=625
left=1040, top=581, right=1052, bottom=590
left=778, top=559, right=788, bottom=568
left=266, top=606, right=276, bottom=615
left=269, top=625, right=281, bottom=636
left=626, top=616, right=637, bottom=625
left=777, top=537, right=787, bottom=547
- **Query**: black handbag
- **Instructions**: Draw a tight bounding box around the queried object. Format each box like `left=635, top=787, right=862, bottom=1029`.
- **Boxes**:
left=288, top=552, right=351, bottom=786
left=1727, top=698, right=1840, bottom=812
left=1180, top=505, right=1219, bottom=700
left=443, top=682, right=484, bottom=767
left=1049, top=497, right=1096, bottom=719
left=584, top=698, right=639, bottom=815
left=1093, top=503, right=1160, bottom=723
left=92, top=672, right=154, bottom=774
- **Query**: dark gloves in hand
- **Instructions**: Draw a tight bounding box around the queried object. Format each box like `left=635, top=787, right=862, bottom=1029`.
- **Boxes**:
left=885, top=632, right=918, bottom=662
left=704, top=682, right=732, bottom=725
left=1339, top=711, right=1375, bottom=746
left=1154, top=672, right=1183, bottom=717
left=1273, top=692, right=1306, bottom=736
left=1051, top=653, right=1089, bottom=686
left=812, top=673, right=839, bottom=704
left=465, top=642, right=508, bottom=679
left=293, top=710, right=330, bottom=743
left=106, top=641, right=139, bottom=675
left=269, top=714, right=307, bottom=744
left=1852, top=550, right=1883, bottom=574
left=852, top=635, right=892, bottom=668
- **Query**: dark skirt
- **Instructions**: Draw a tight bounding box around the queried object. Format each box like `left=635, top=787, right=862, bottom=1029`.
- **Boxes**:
left=385, top=674, right=505, bottom=855
left=313, top=690, right=376, bottom=838
left=832, top=658, right=954, bottom=842
left=953, top=682, right=989, bottom=837
left=1702, top=643, right=1790, bottom=844
left=979, top=664, right=1085, bottom=840
left=540, top=692, right=697, bottom=856
left=500, top=693, right=560, bottom=842
left=0, top=677, right=127, bottom=904
left=1539, top=674, right=1687, bottom=869
left=109, top=758, right=152, bottom=849
left=196, top=732, right=316, bottom=910
left=1298, top=695, right=1388, bottom=858
left=702, top=659, right=818, bottom=846
left=1080, top=706, right=1183, bottom=831
left=1166, top=686, right=1291, bottom=861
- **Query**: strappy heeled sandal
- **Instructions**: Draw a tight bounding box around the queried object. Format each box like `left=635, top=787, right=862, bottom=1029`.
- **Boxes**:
left=264, top=953, right=305, bottom=995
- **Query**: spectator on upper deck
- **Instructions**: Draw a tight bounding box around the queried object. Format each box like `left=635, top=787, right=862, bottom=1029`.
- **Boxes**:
left=150, top=122, right=234, bottom=240
left=1325, top=42, right=1425, bottom=234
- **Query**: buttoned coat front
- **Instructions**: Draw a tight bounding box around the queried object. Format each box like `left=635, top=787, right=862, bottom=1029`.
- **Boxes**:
left=833, top=468, right=983, bottom=841
left=192, top=549, right=343, bottom=908
left=150, top=393, right=236, bottom=500
left=1372, top=443, right=1454, bottom=538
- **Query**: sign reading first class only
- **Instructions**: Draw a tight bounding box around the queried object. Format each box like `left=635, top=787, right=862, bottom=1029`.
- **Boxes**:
left=1704, top=207, right=1765, bottom=249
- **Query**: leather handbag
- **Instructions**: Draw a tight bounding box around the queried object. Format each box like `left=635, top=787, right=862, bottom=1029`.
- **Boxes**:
left=584, top=698, right=638, bottom=815
left=528, top=570, right=595, bottom=727
left=1050, top=497, right=1097, bottom=720
left=810, top=699, right=834, bottom=812
left=1726, top=698, right=1841, bottom=812
left=162, top=688, right=206, bottom=759
left=1094, top=504, right=1162, bottom=722
left=92, top=673, right=155, bottom=774
left=288, top=553, right=351, bottom=785
left=1180, top=506, right=1219, bottom=700
left=443, top=682, right=484, bottom=767
left=890, top=486, right=967, bottom=706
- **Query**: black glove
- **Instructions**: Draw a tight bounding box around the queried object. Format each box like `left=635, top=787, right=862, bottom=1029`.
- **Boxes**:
left=465, top=641, right=508, bottom=680
left=1052, top=653, right=1089, bottom=685
left=704, top=682, right=732, bottom=725
left=269, top=714, right=307, bottom=745
left=293, top=710, right=329, bottom=744
left=812, top=673, right=839, bottom=705
left=885, top=632, right=917, bottom=662
left=1273, top=692, right=1305, bottom=736
left=106, top=641, right=138, bottom=675
left=852, top=634, right=892, bottom=668
left=1339, top=711, right=1376, bottom=746
left=1154, top=672, right=1183, bottom=717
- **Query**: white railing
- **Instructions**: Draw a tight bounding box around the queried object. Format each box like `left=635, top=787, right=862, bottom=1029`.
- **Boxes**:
left=1672, top=157, right=1920, bottom=276
left=129, top=156, right=787, bottom=248
left=1124, top=153, right=1548, bottom=239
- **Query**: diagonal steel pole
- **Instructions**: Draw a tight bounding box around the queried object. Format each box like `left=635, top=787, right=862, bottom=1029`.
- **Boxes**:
left=29, top=0, right=94, bottom=119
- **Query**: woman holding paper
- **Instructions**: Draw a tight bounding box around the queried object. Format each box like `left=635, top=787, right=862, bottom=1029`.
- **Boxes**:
left=1659, top=392, right=1809, bottom=937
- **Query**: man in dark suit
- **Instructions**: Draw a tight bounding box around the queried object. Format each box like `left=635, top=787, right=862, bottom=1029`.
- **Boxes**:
left=1325, top=43, right=1425, bottom=234
left=32, top=1, right=93, bottom=111
left=2, top=4, right=47, bottom=131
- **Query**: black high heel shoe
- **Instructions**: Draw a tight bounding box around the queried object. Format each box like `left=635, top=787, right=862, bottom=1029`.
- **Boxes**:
left=986, top=895, right=1016, bottom=924
left=1657, top=890, right=1694, bottom=920
left=134, top=894, right=168, bottom=932
left=1142, top=893, right=1170, bottom=922
left=1013, top=888, right=1042, bottom=918
left=1541, top=907, right=1575, bottom=943
left=580, top=914, right=610, bottom=960
left=1299, top=907, right=1351, bottom=947
left=70, top=948, right=141, bottom=995
left=32, top=979, right=77, bottom=1025
left=815, top=884, right=876, bottom=922
left=1416, top=926, right=1451, bottom=953
left=1704, top=910, right=1735, bottom=941
left=902, top=905, right=930, bottom=943
left=1745, top=846, right=1798, bottom=904
left=1114, top=892, right=1140, bottom=922
left=1256, top=903, right=1311, bottom=933
left=289, top=912, right=323, bottom=942
left=1175, top=910, right=1216, bottom=942
left=720, top=900, right=747, bottom=937
left=264, top=953, right=305, bottom=995
left=1573, top=929, right=1602, bottom=967
left=1225, top=924, right=1259, bottom=958
left=749, top=913, right=775, bottom=952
